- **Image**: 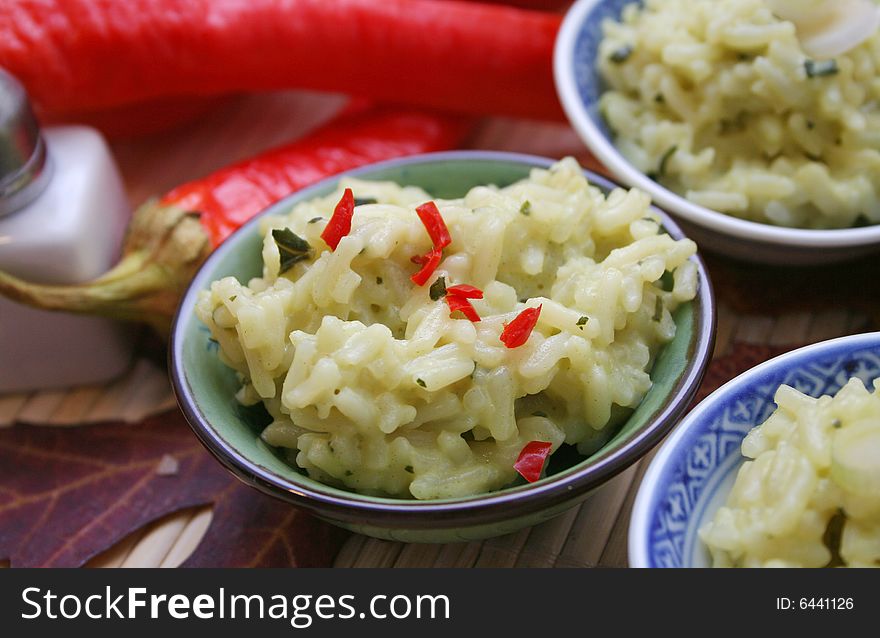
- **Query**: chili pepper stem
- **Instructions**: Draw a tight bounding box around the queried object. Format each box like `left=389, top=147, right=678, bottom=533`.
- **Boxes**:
left=0, top=200, right=211, bottom=335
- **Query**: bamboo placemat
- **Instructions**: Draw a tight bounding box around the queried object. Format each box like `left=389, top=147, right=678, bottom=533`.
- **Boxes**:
left=0, top=91, right=872, bottom=568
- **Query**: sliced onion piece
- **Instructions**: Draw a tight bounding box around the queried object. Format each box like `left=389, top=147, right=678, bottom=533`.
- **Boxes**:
left=830, top=419, right=880, bottom=495
left=767, top=0, right=880, bottom=59
left=766, top=0, right=835, bottom=28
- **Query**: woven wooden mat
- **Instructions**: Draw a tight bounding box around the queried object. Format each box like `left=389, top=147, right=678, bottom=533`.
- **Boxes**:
left=1, top=91, right=876, bottom=567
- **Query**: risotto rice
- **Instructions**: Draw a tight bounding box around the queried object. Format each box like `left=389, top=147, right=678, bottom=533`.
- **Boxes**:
left=598, top=0, right=880, bottom=229
left=700, top=377, right=880, bottom=567
left=196, top=158, right=697, bottom=499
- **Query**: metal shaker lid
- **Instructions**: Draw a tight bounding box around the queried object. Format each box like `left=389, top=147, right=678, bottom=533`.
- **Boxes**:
left=0, top=67, right=49, bottom=218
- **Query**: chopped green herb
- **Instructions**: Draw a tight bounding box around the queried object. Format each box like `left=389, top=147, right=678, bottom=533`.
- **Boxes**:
left=719, top=112, right=747, bottom=134
left=376, top=276, right=383, bottom=285
left=737, top=53, right=751, bottom=62
left=823, top=508, right=846, bottom=568
left=576, top=316, right=589, bottom=329
left=806, top=120, right=815, bottom=130
left=805, top=59, right=838, bottom=78
left=655, top=145, right=677, bottom=180
left=344, top=470, right=353, bottom=477
left=520, top=200, right=532, bottom=216
left=307, top=216, right=323, bottom=224
left=805, top=152, right=823, bottom=162
left=354, top=197, right=378, bottom=206
left=532, top=411, right=548, bottom=418
left=609, top=44, right=633, bottom=64
left=429, top=276, right=448, bottom=301
left=654, top=93, right=665, bottom=104
left=653, top=296, right=664, bottom=322
left=404, top=465, right=414, bottom=474
left=832, top=419, right=842, bottom=429
left=416, top=378, right=427, bottom=388
left=229, top=295, right=237, bottom=302
left=272, top=228, right=312, bottom=273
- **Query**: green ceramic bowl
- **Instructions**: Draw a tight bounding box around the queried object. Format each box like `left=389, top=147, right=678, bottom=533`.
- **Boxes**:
left=170, top=151, right=716, bottom=543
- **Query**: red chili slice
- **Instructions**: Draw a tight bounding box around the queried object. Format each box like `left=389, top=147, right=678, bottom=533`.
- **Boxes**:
left=416, top=201, right=452, bottom=249
left=445, top=284, right=483, bottom=299
left=445, top=294, right=481, bottom=322
left=514, top=440, right=552, bottom=483
left=500, top=304, right=542, bottom=348
left=410, top=246, right=443, bottom=286
left=321, top=187, right=355, bottom=250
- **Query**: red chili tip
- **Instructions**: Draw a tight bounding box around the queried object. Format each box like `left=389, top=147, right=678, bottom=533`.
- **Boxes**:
left=321, top=188, right=355, bottom=251
left=416, top=201, right=452, bottom=249
left=410, top=246, right=443, bottom=286
left=514, top=441, right=553, bottom=483
left=445, top=294, right=481, bottom=322
left=446, top=284, right=483, bottom=299
left=500, top=304, right=542, bottom=348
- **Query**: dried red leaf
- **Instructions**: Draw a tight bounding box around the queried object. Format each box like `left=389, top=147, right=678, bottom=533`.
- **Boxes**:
left=0, top=410, right=347, bottom=567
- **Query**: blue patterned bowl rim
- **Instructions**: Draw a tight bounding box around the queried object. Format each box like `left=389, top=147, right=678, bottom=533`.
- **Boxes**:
left=553, top=0, right=880, bottom=249
left=628, top=331, right=880, bottom=567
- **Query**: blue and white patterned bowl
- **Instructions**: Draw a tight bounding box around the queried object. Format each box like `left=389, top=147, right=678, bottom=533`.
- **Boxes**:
left=553, top=0, right=880, bottom=265
left=629, top=332, right=880, bottom=567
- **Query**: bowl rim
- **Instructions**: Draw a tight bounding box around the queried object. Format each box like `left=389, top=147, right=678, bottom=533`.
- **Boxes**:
left=553, top=0, right=880, bottom=249
left=628, top=330, right=880, bottom=567
left=169, top=149, right=716, bottom=529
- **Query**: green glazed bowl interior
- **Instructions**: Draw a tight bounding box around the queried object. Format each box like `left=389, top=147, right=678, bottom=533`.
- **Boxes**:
left=170, top=151, right=715, bottom=542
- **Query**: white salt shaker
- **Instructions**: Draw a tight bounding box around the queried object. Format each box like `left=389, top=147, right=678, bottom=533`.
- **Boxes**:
left=0, top=68, right=134, bottom=393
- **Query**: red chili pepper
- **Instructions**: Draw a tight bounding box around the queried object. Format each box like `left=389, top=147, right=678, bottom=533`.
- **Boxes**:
left=500, top=304, right=543, bottom=348
left=410, top=247, right=443, bottom=287
left=321, top=188, right=355, bottom=251
left=416, top=201, right=452, bottom=249
left=464, top=0, right=572, bottom=9
left=0, top=105, right=472, bottom=334
left=1, top=0, right=564, bottom=122
left=445, top=284, right=483, bottom=299
left=445, top=294, right=481, bottom=322
left=514, top=440, right=553, bottom=483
